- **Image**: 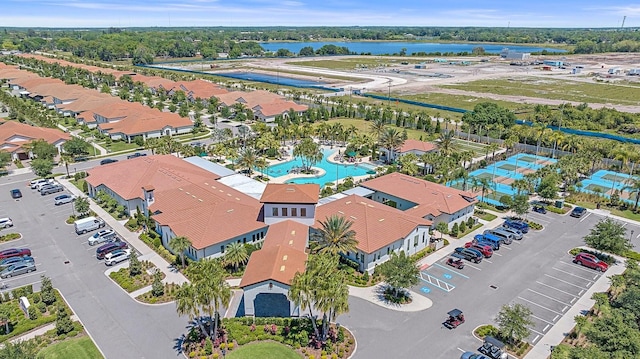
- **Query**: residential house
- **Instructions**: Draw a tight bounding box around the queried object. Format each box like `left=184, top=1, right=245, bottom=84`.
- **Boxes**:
left=0, top=120, right=70, bottom=160
left=359, top=172, right=477, bottom=230
left=379, top=139, right=437, bottom=163
left=260, top=183, right=319, bottom=226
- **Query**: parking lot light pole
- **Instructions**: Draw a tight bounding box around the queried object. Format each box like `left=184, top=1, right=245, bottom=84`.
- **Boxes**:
left=631, top=230, right=635, bottom=241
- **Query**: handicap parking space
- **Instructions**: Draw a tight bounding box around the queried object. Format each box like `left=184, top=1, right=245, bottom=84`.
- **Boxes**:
left=414, top=257, right=475, bottom=296
left=511, top=254, right=604, bottom=344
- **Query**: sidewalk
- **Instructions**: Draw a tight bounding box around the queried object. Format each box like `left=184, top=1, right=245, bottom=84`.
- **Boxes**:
left=5, top=315, right=79, bottom=346
left=58, top=178, right=188, bottom=286
left=524, top=258, right=626, bottom=359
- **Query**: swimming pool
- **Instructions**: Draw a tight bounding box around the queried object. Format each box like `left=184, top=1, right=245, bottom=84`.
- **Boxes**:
left=266, top=149, right=376, bottom=187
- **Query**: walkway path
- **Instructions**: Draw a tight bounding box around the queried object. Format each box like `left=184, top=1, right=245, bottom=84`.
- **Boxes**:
left=4, top=315, right=79, bottom=346
left=58, top=178, right=188, bottom=287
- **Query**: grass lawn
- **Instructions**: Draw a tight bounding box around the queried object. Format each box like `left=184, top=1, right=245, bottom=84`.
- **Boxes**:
left=251, top=67, right=362, bottom=82
left=440, top=77, right=640, bottom=106
left=475, top=210, right=498, bottom=221
left=290, top=57, right=408, bottom=71
left=381, top=92, right=534, bottom=115
left=226, top=342, right=302, bottom=359
left=99, top=141, right=140, bottom=153
left=37, top=336, right=104, bottom=359
left=317, top=118, right=437, bottom=141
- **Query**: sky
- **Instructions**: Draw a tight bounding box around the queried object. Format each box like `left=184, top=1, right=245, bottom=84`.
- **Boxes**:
left=1, top=0, right=639, bottom=28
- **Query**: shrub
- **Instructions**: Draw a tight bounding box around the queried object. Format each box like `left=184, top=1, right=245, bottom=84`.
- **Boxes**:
left=37, top=301, right=47, bottom=313
left=32, top=293, right=41, bottom=304
left=27, top=305, right=39, bottom=320
left=467, top=217, right=475, bottom=228
left=204, top=337, right=213, bottom=355
left=450, top=223, right=459, bottom=237
left=475, top=324, right=498, bottom=338
left=459, top=220, right=467, bottom=232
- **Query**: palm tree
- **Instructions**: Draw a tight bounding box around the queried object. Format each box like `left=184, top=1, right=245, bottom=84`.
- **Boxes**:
left=224, top=242, right=249, bottom=273
left=460, top=150, right=474, bottom=169
left=187, top=259, right=231, bottom=338
left=237, top=147, right=258, bottom=175
left=169, top=236, right=191, bottom=269
left=473, top=176, right=493, bottom=203
left=487, top=143, right=500, bottom=161
left=60, top=153, right=73, bottom=178
left=437, top=130, right=456, bottom=157
left=313, top=215, right=358, bottom=255
left=623, top=177, right=640, bottom=211
left=379, top=127, right=405, bottom=164
left=175, top=282, right=206, bottom=335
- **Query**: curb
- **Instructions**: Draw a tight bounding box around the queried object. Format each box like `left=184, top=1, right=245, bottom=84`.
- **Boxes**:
left=0, top=233, right=23, bottom=244
left=57, top=289, right=108, bottom=359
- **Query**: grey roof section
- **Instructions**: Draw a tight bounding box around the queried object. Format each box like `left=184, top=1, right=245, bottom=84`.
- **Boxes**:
left=184, top=156, right=236, bottom=178
left=317, top=193, right=347, bottom=206
left=217, top=174, right=267, bottom=200
left=342, top=186, right=375, bottom=197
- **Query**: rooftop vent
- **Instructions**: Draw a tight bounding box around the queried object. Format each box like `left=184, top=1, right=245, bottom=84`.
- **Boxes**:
left=280, top=265, right=286, bottom=272
left=282, top=255, right=288, bottom=261
left=345, top=201, right=352, bottom=204
left=288, top=240, right=294, bottom=245
left=350, top=216, right=357, bottom=220
left=178, top=188, right=184, bottom=191
left=286, top=188, right=295, bottom=192
left=185, top=192, right=191, bottom=195
left=338, top=211, right=344, bottom=215
left=227, top=209, right=234, bottom=213
left=379, top=218, right=385, bottom=222
left=198, top=199, right=203, bottom=202
left=291, top=230, right=296, bottom=235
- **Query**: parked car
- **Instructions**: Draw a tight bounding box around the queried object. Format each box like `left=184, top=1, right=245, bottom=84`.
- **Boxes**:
left=472, top=234, right=501, bottom=250
left=96, top=241, right=128, bottom=259
left=100, top=158, right=118, bottom=165
left=461, top=353, right=491, bottom=359
left=40, top=184, right=64, bottom=196
left=464, top=242, right=493, bottom=258
left=35, top=180, right=56, bottom=191
left=88, top=229, right=117, bottom=246
left=570, top=207, right=587, bottom=218
left=105, top=249, right=131, bottom=266
left=453, top=247, right=483, bottom=263
left=573, top=252, right=609, bottom=272
left=0, top=217, right=13, bottom=229
left=484, top=228, right=514, bottom=245
left=54, top=194, right=76, bottom=205
left=0, top=248, right=31, bottom=260
left=0, top=256, right=34, bottom=268
left=499, top=227, right=523, bottom=240
left=30, top=178, right=53, bottom=189
left=532, top=205, right=547, bottom=214
left=10, top=189, right=22, bottom=199
left=0, top=262, right=36, bottom=278
left=503, top=219, right=530, bottom=234
left=127, top=152, right=147, bottom=159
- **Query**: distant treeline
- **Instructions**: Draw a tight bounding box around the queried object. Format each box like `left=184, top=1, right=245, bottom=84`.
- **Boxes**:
left=1, top=27, right=639, bottom=63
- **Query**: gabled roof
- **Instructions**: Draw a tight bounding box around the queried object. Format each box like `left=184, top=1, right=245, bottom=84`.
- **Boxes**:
left=253, top=101, right=308, bottom=117
left=398, top=139, right=438, bottom=154
left=0, top=120, right=71, bottom=153
left=260, top=183, right=319, bottom=204
left=99, top=111, right=193, bottom=135
left=240, top=220, right=309, bottom=288
left=314, top=194, right=431, bottom=254
left=360, top=173, right=478, bottom=217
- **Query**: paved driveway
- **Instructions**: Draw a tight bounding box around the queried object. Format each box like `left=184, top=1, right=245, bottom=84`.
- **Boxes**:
left=338, top=210, right=611, bottom=359
left=0, top=178, right=186, bottom=359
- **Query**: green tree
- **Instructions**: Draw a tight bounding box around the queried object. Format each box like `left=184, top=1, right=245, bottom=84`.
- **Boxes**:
left=30, top=158, right=54, bottom=177
left=496, top=303, right=534, bottom=344
left=175, top=282, right=207, bottom=336
left=151, top=270, right=164, bottom=297
left=537, top=174, right=560, bottom=201
left=29, top=139, right=57, bottom=160
left=584, top=217, right=632, bottom=255
left=169, top=236, right=191, bottom=269
left=224, top=242, right=249, bottom=273
left=236, top=147, right=259, bottom=175
left=129, top=250, right=142, bottom=276
left=379, top=127, right=405, bottom=164
left=40, top=275, right=56, bottom=305
left=623, top=177, right=640, bottom=211
left=0, top=303, right=11, bottom=334
left=293, top=137, right=322, bottom=172
left=0, top=151, right=11, bottom=169
left=380, top=251, right=419, bottom=299
left=185, top=259, right=231, bottom=338
left=499, top=195, right=513, bottom=209
left=435, top=221, right=448, bottom=239
left=74, top=196, right=90, bottom=216
left=59, top=153, right=73, bottom=178
left=55, top=305, right=74, bottom=335
left=62, top=137, right=89, bottom=157
left=0, top=340, right=39, bottom=359
left=511, top=194, right=530, bottom=218
left=313, top=215, right=358, bottom=255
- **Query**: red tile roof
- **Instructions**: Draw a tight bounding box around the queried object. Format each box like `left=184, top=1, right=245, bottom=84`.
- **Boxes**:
left=314, top=194, right=431, bottom=254
left=0, top=120, right=71, bottom=153
left=239, top=244, right=307, bottom=288
left=360, top=173, right=478, bottom=217
left=260, top=183, right=319, bottom=204
left=398, top=139, right=438, bottom=153
left=261, top=220, right=309, bottom=253
left=253, top=101, right=308, bottom=117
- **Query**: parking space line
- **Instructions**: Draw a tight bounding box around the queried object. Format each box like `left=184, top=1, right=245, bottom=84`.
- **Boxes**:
left=556, top=260, right=604, bottom=274
left=526, top=288, right=572, bottom=306
left=484, top=259, right=493, bottom=264
left=457, top=348, right=466, bottom=353
left=2, top=270, right=46, bottom=283
left=527, top=326, right=545, bottom=336
left=517, top=296, right=563, bottom=315
left=570, top=297, right=576, bottom=304
left=551, top=267, right=595, bottom=281
left=553, top=315, right=559, bottom=321
left=493, top=253, right=503, bottom=257
left=562, top=306, right=568, bottom=312
left=432, top=263, right=470, bottom=278
left=531, top=314, right=554, bottom=325
left=511, top=241, right=522, bottom=245
left=462, top=262, right=482, bottom=271
left=502, top=246, right=512, bottom=250
left=580, top=213, right=592, bottom=222
left=0, top=279, right=41, bottom=292
left=544, top=274, right=588, bottom=289
left=579, top=289, right=584, bottom=295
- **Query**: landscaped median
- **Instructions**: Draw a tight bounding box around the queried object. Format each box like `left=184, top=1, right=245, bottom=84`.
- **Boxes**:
left=0, top=232, right=22, bottom=243
left=108, top=259, right=165, bottom=293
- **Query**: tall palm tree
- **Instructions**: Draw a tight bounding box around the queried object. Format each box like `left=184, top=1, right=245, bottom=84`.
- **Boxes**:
left=313, top=215, right=358, bottom=255
left=237, top=147, right=258, bottom=175
left=187, top=259, right=231, bottom=338
left=487, top=143, right=500, bottom=161
left=473, top=176, right=493, bottom=203
left=224, top=242, right=249, bottom=273
left=169, top=236, right=191, bottom=269
left=459, top=150, right=474, bottom=169
left=175, top=282, right=206, bottom=335
left=60, top=153, right=73, bottom=178
left=437, top=130, right=457, bottom=157
left=379, top=127, right=405, bottom=164
left=623, top=177, right=640, bottom=211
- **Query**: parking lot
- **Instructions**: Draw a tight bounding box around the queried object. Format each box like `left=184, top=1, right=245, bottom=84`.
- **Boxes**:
left=0, top=176, right=186, bottom=358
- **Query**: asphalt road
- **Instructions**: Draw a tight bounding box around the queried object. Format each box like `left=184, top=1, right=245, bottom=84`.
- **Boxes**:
left=0, top=177, right=186, bottom=359
left=338, top=209, right=618, bottom=359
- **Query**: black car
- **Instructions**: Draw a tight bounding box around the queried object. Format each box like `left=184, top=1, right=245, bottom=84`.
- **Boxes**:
left=570, top=207, right=587, bottom=218
left=100, top=158, right=118, bottom=165
left=10, top=189, right=22, bottom=199
left=127, top=152, right=147, bottom=159
left=532, top=205, right=547, bottom=214
left=453, top=247, right=483, bottom=264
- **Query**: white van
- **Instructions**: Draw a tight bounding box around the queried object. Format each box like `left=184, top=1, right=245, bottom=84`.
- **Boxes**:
left=74, top=216, right=106, bottom=235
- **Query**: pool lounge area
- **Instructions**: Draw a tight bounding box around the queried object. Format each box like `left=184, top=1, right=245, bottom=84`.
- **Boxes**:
left=266, top=148, right=377, bottom=187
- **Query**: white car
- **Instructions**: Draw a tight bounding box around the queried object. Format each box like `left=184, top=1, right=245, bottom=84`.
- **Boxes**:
left=104, top=249, right=131, bottom=266
left=87, top=229, right=116, bottom=246
left=54, top=194, right=76, bottom=205
left=0, top=218, right=13, bottom=229
left=36, top=180, right=58, bottom=191
left=30, top=178, right=53, bottom=189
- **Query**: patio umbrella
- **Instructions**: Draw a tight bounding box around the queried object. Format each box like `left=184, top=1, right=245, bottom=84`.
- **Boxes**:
left=346, top=151, right=357, bottom=157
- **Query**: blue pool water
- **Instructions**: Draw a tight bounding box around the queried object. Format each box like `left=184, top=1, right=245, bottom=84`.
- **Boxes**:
left=266, top=149, right=376, bottom=187
left=217, top=71, right=327, bottom=88
left=449, top=153, right=557, bottom=206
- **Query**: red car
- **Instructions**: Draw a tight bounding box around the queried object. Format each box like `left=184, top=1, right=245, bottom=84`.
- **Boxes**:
left=573, top=253, right=608, bottom=272
left=0, top=248, right=32, bottom=260
left=464, top=242, right=493, bottom=258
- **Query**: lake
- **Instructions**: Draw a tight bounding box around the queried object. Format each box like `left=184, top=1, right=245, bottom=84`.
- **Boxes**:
left=260, top=41, right=566, bottom=55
